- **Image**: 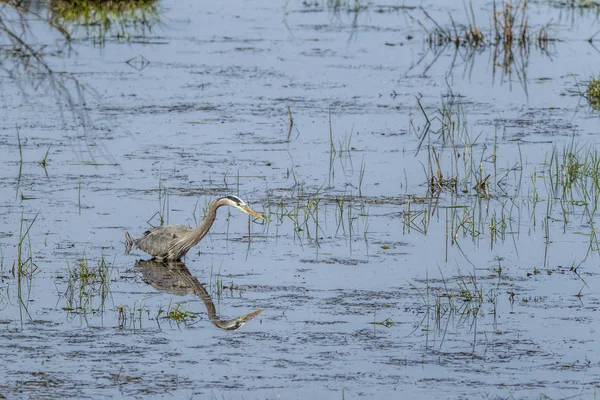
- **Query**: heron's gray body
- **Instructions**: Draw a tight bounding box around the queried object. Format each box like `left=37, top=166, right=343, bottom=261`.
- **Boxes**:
left=128, top=225, right=194, bottom=259
left=125, top=195, right=263, bottom=261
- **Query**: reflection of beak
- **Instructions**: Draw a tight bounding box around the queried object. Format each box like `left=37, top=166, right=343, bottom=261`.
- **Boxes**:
left=242, top=205, right=265, bottom=220
left=215, top=309, right=263, bottom=331
left=237, top=308, right=263, bottom=322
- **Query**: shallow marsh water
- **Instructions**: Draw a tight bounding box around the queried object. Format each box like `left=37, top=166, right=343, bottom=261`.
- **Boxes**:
left=1, top=0, right=600, bottom=398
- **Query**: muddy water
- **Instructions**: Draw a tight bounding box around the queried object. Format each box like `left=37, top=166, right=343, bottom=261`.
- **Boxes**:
left=1, top=0, right=600, bottom=398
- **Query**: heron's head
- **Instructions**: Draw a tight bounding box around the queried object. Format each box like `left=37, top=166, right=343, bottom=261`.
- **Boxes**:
left=221, top=195, right=265, bottom=220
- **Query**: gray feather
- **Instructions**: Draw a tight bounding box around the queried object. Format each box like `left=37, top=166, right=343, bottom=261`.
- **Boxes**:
left=134, top=225, right=191, bottom=258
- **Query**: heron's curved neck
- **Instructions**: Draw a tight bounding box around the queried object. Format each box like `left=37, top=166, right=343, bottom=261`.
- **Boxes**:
left=191, top=198, right=227, bottom=245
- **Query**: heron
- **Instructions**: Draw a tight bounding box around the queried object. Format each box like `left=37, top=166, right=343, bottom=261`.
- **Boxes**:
left=125, top=195, right=265, bottom=261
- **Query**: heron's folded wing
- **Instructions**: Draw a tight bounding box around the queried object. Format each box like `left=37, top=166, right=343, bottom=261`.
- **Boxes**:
left=138, top=225, right=191, bottom=256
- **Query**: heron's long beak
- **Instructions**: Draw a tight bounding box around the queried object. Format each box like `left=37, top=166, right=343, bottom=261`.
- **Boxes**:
left=242, top=205, right=265, bottom=220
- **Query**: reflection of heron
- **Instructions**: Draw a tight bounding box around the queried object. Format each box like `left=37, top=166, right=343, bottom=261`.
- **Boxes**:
left=136, top=259, right=262, bottom=331
left=125, top=195, right=264, bottom=261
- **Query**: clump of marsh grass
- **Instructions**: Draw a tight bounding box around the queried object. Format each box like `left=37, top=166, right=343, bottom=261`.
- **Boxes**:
left=427, top=147, right=458, bottom=193
left=422, top=1, right=552, bottom=49
left=165, top=303, right=198, bottom=324
left=411, top=268, right=500, bottom=351
left=327, top=0, right=369, bottom=12
left=543, top=141, right=600, bottom=264
left=422, top=3, right=484, bottom=48
left=62, top=253, right=113, bottom=317
left=558, top=0, right=600, bottom=8
left=413, top=1, right=553, bottom=95
left=548, top=141, right=600, bottom=206
left=406, top=92, right=529, bottom=256
left=411, top=93, right=499, bottom=197
left=48, top=0, right=161, bottom=45
left=492, top=0, right=529, bottom=46
left=586, top=76, right=600, bottom=110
